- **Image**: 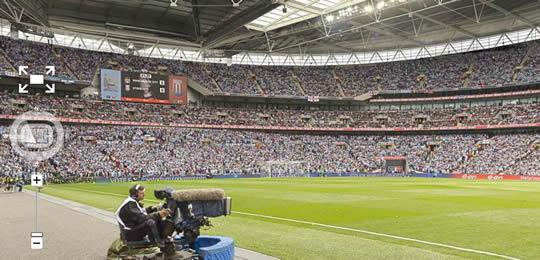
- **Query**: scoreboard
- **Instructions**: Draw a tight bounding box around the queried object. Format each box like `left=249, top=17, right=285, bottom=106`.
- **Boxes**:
left=100, top=69, right=187, bottom=104
left=121, top=71, right=169, bottom=103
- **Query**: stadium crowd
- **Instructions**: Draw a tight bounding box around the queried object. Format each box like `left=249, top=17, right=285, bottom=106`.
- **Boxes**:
left=469, top=44, right=528, bottom=87
left=0, top=36, right=539, bottom=183
left=1, top=36, right=539, bottom=97
left=0, top=124, right=538, bottom=183
left=0, top=37, right=73, bottom=80
left=456, top=134, right=537, bottom=174
left=204, top=64, right=260, bottom=95
left=0, top=126, right=28, bottom=189
left=1, top=92, right=539, bottom=128
left=516, top=40, right=540, bottom=84
left=252, top=66, right=300, bottom=96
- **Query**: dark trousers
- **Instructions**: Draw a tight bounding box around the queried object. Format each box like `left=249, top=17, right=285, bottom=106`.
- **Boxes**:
left=125, top=218, right=162, bottom=244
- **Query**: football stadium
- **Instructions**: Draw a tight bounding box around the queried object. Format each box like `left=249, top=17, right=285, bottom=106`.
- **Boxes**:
left=0, top=0, right=540, bottom=259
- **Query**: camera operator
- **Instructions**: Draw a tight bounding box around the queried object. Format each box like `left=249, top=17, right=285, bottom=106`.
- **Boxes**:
left=115, top=184, right=171, bottom=247
left=0, top=176, right=5, bottom=191
left=16, top=177, right=23, bottom=192
left=4, top=175, right=13, bottom=192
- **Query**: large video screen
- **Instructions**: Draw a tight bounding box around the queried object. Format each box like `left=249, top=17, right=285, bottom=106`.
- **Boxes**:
left=100, top=69, right=121, bottom=101
left=100, top=69, right=187, bottom=104
left=121, top=71, right=169, bottom=103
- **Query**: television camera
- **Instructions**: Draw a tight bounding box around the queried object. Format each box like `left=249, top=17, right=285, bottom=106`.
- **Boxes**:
left=154, top=188, right=232, bottom=248
left=108, top=188, right=231, bottom=259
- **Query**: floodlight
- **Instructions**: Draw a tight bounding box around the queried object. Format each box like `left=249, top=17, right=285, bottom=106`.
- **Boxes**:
left=364, top=5, right=374, bottom=12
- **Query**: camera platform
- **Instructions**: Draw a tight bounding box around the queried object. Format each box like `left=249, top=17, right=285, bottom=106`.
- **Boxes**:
left=107, top=235, right=234, bottom=260
left=174, top=235, right=234, bottom=260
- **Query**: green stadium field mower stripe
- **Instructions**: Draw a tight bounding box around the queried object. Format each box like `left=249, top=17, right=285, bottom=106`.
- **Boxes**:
left=45, top=185, right=523, bottom=259
left=232, top=211, right=521, bottom=260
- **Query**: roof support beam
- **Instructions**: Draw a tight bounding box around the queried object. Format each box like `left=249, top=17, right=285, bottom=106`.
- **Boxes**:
left=105, top=2, right=115, bottom=21
left=348, top=20, right=425, bottom=46
left=78, top=0, right=84, bottom=17
left=399, top=8, right=477, bottom=38
left=264, top=31, right=274, bottom=51
left=233, top=20, right=420, bottom=53
left=205, top=31, right=262, bottom=49
left=157, top=4, right=170, bottom=24
left=48, top=19, right=201, bottom=48
left=478, top=0, right=535, bottom=27
left=273, top=0, right=462, bottom=52
left=203, top=0, right=280, bottom=48
left=11, top=0, right=49, bottom=26
left=284, top=1, right=321, bottom=15
left=191, top=0, right=201, bottom=42
left=272, top=37, right=293, bottom=50
left=131, top=1, right=144, bottom=24
left=0, top=1, right=17, bottom=21
left=317, top=41, right=358, bottom=53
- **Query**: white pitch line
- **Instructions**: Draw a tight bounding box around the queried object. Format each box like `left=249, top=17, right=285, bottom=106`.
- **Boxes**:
left=232, top=211, right=521, bottom=260
left=49, top=186, right=520, bottom=259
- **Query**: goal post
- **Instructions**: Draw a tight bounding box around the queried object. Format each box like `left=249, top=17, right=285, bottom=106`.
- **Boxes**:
left=382, top=156, right=408, bottom=174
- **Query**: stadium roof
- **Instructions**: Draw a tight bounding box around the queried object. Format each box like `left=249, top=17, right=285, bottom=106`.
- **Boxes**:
left=0, top=0, right=539, bottom=65
left=245, top=0, right=354, bottom=32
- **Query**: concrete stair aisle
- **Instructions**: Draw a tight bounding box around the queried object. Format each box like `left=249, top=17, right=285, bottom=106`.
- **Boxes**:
left=462, top=63, right=475, bottom=88
left=331, top=69, right=346, bottom=97
left=496, top=139, right=538, bottom=174
left=290, top=71, right=307, bottom=96
left=512, top=43, right=535, bottom=82
left=91, top=68, right=100, bottom=86
left=496, top=149, right=533, bottom=174
left=450, top=143, right=481, bottom=173
left=417, top=73, right=427, bottom=89
left=203, top=65, right=223, bottom=92
left=0, top=49, right=16, bottom=72
left=248, top=68, right=265, bottom=95
left=52, top=47, right=78, bottom=80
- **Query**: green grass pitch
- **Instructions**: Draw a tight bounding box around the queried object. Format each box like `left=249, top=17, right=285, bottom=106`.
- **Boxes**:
left=30, top=177, right=540, bottom=259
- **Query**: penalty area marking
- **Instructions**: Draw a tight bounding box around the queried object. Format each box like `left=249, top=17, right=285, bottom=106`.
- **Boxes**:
left=232, top=211, right=520, bottom=260
left=46, top=186, right=520, bottom=259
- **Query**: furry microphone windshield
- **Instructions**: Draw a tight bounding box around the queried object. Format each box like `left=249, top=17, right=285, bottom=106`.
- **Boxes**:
left=171, top=188, right=225, bottom=201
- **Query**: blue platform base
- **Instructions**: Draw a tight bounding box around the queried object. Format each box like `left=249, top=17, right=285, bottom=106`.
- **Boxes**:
left=196, top=236, right=235, bottom=260
left=174, top=235, right=234, bottom=260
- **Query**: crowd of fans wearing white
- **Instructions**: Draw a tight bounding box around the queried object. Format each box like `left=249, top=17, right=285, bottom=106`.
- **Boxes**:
left=1, top=36, right=539, bottom=97
left=516, top=41, right=540, bottom=84
left=0, top=37, right=72, bottom=79
left=456, top=134, right=539, bottom=175
left=469, top=44, right=529, bottom=87
left=1, top=92, right=539, bottom=128
left=204, top=64, right=260, bottom=95
left=251, top=66, right=299, bottom=96
left=0, top=36, right=539, bottom=182
left=0, top=124, right=538, bottom=183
